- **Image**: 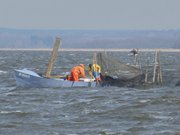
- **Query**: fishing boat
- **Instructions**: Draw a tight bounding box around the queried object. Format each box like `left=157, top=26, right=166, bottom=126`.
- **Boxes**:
left=14, top=69, right=96, bottom=88
left=14, top=37, right=97, bottom=88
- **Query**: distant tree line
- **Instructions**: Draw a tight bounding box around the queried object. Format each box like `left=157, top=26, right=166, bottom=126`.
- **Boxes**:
left=0, top=28, right=180, bottom=49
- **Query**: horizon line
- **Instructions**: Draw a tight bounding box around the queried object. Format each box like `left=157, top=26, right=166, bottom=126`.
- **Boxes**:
left=1, top=27, right=180, bottom=31
left=0, top=48, right=180, bottom=52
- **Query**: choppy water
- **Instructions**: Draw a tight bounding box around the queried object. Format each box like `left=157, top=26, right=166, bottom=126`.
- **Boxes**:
left=0, top=51, right=180, bottom=135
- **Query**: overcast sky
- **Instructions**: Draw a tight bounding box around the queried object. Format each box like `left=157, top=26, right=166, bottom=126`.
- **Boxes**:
left=0, top=0, right=180, bottom=30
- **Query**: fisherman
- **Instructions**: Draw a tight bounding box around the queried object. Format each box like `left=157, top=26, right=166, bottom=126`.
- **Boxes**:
left=68, top=64, right=86, bottom=81
left=88, top=63, right=101, bottom=81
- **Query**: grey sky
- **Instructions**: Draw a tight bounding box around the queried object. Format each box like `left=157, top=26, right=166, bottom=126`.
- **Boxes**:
left=0, top=0, right=180, bottom=30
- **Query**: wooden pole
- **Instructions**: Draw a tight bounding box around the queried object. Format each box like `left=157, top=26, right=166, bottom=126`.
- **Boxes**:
left=93, top=53, right=99, bottom=85
left=160, top=65, right=163, bottom=85
left=44, top=37, right=61, bottom=78
left=152, top=51, right=157, bottom=84
left=145, top=59, right=149, bottom=84
left=157, top=51, right=159, bottom=84
left=157, top=51, right=163, bottom=85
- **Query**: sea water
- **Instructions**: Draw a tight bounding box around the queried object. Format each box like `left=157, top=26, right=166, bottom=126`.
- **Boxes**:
left=0, top=51, right=180, bottom=135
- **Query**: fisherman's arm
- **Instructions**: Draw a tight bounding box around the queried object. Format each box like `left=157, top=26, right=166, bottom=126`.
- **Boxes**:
left=80, top=68, right=86, bottom=78
left=88, top=70, right=94, bottom=79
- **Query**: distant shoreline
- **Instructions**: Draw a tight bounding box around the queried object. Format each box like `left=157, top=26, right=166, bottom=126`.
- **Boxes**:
left=0, top=48, right=180, bottom=52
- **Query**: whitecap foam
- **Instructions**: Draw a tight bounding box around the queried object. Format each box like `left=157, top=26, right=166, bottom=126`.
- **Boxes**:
left=78, top=98, right=94, bottom=103
left=139, top=99, right=151, bottom=103
left=0, top=70, right=7, bottom=74
left=152, top=115, right=173, bottom=120
left=0, top=110, right=23, bottom=114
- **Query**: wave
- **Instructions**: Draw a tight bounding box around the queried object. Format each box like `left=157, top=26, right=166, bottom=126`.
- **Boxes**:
left=0, top=70, right=7, bottom=74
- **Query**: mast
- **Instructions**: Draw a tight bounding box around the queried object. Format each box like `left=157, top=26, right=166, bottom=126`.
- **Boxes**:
left=44, top=37, right=61, bottom=78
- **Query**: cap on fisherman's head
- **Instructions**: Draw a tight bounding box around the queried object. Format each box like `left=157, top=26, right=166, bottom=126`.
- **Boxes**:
left=79, top=64, right=85, bottom=68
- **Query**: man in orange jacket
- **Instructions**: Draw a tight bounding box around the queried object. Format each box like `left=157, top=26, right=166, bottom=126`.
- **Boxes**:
left=68, top=64, right=86, bottom=81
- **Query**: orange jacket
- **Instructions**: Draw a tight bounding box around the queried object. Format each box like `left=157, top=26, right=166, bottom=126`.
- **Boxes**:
left=71, top=66, right=86, bottom=78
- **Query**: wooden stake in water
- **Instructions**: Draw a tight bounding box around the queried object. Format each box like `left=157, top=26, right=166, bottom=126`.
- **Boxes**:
left=45, top=37, right=61, bottom=78
left=152, top=51, right=157, bottom=84
left=157, top=51, right=163, bottom=85
left=152, top=50, right=163, bottom=86
left=145, top=59, right=149, bottom=84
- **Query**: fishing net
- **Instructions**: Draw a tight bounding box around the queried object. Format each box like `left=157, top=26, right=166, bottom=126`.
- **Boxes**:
left=96, top=52, right=145, bottom=87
